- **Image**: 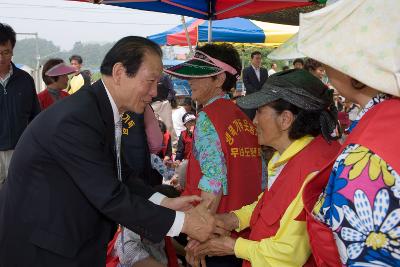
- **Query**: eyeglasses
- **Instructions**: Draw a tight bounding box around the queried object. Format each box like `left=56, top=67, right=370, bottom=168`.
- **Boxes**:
left=0, top=50, right=12, bottom=57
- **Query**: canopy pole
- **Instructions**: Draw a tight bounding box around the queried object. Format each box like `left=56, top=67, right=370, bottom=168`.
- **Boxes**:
left=181, top=16, right=193, bottom=55
left=208, top=18, right=212, bottom=43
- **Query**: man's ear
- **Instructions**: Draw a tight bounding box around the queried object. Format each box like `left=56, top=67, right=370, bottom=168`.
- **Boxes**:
left=112, top=63, right=125, bottom=86
left=279, top=110, right=295, bottom=131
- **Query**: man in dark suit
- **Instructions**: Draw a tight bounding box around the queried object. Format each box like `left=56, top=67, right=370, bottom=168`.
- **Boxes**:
left=0, top=36, right=215, bottom=266
left=242, top=51, right=268, bottom=95
left=241, top=51, right=268, bottom=119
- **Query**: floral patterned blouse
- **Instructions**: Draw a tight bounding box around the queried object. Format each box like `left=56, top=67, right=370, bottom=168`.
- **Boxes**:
left=194, top=94, right=266, bottom=195
left=315, top=94, right=400, bottom=266
left=194, top=94, right=230, bottom=195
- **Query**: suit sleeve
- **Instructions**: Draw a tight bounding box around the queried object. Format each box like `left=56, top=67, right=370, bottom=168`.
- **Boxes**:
left=260, top=68, right=269, bottom=86
left=242, top=68, right=256, bottom=94
left=51, top=114, right=176, bottom=242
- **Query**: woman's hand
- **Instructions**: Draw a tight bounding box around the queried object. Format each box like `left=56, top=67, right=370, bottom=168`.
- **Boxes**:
left=186, top=239, right=207, bottom=267
left=215, top=213, right=240, bottom=232
left=194, top=236, right=236, bottom=257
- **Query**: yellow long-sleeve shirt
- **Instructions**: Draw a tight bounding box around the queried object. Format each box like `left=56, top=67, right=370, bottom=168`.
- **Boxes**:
left=68, top=73, right=85, bottom=94
left=232, top=136, right=317, bottom=267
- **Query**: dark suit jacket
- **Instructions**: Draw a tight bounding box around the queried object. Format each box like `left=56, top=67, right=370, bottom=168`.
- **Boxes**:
left=242, top=65, right=268, bottom=95
left=121, top=111, right=163, bottom=187
left=240, top=66, right=268, bottom=120
left=0, top=80, right=176, bottom=267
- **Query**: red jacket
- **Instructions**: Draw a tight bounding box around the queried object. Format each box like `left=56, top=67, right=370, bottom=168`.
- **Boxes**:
left=183, top=98, right=262, bottom=214
left=180, top=130, right=193, bottom=160
left=303, top=98, right=400, bottom=266
left=161, top=131, right=172, bottom=158
left=37, top=89, right=69, bottom=110
left=244, top=136, right=340, bottom=267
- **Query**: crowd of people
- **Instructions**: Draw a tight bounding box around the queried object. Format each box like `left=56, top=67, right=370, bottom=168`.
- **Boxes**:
left=0, top=0, right=399, bottom=266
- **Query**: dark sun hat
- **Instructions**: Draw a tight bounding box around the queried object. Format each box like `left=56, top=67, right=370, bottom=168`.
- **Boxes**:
left=164, top=50, right=239, bottom=80
left=237, top=69, right=332, bottom=111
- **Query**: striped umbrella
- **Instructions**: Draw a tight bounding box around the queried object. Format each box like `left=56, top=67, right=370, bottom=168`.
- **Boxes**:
left=148, top=17, right=298, bottom=47
left=72, top=0, right=322, bottom=20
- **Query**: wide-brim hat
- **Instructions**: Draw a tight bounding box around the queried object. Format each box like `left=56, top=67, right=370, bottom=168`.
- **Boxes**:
left=237, top=69, right=330, bottom=110
left=164, top=50, right=239, bottom=80
left=268, top=0, right=400, bottom=97
left=45, top=63, right=76, bottom=77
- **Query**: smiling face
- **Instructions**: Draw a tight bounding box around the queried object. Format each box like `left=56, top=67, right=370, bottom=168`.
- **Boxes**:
left=114, top=52, right=163, bottom=114
left=311, top=66, right=325, bottom=80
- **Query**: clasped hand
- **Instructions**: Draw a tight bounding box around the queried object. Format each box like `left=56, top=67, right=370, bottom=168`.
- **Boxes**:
left=185, top=213, right=238, bottom=267
left=161, top=197, right=238, bottom=266
left=161, top=196, right=218, bottom=242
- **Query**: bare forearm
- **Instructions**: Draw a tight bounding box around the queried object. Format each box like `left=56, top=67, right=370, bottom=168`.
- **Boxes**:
left=201, top=190, right=222, bottom=214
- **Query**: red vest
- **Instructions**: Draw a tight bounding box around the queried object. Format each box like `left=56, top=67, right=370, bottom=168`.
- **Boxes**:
left=303, top=98, right=400, bottom=267
left=183, top=98, right=262, bottom=214
left=180, top=130, right=193, bottom=160
left=37, top=89, right=69, bottom=110
left=243, top=136, right=340, bottom=267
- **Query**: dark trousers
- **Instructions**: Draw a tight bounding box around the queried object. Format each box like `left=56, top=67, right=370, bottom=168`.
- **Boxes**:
left=205, top=255, right=242, bottom=267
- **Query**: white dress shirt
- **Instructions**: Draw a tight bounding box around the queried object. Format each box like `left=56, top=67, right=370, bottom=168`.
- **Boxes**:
left=268, top=69, right=276, bottom=76
left=251, top=65, right=261, bottom=81
left=102, top=80, right=185, bottom=237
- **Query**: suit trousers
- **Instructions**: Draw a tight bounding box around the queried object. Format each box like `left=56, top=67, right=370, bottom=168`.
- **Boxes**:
left=0, top=150, right=13, bottom=190
left=205, top=255, right=242, bottom=267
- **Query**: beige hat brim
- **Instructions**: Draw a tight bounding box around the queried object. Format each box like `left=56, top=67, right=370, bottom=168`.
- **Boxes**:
left=268, top=33, right=304, bottom=60
left=269, top=0, right=400, bottom=97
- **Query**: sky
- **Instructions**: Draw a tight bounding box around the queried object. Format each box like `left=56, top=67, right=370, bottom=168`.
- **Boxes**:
left=0, top=0, right=186, bottom=51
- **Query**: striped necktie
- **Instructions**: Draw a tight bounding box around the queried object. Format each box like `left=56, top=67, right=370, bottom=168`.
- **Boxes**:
left=115, top=118, right=126, bottom=252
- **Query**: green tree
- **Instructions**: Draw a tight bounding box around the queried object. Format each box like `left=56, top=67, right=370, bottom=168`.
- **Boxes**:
left=14, top=38, right=61, bottom=68
left=233, top=44, right=289, bottom=71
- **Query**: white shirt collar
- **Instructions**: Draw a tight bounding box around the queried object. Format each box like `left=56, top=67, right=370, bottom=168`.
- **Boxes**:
left=0, top=64, right=13, bottom=84
left=251, top=64, right=260, bottom=70
left=101, top=79, right=120, bottom=125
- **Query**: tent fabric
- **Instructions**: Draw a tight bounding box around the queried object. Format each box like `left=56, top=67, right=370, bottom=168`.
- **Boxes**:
left=73, top=0, right=317, bottom=20
left=148, top=17, right=298, bottom=46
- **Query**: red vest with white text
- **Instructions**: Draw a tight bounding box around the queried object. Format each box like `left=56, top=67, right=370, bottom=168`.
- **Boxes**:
left=244, top=136, right=340, bottom=267
left=183, top=98, right=262, bottom=214
left=303, top=98, right=400, bottom=267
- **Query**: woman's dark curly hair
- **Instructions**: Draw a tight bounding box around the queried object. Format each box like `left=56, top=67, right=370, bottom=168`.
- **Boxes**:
left=196, top=43, right=241, bottom=92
